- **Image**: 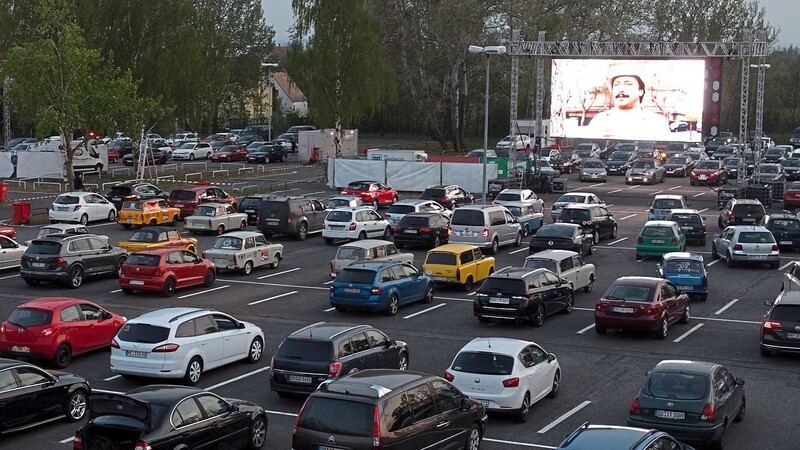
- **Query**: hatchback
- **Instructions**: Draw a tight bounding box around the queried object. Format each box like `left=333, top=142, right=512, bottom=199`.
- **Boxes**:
left=105, top=181, right=168, bottom=210
left=784, top=181, right=800, bottom=208
left=636, top=221, right=686, bottom=260
left=119, top=248, right=216, bottom=296
left=167, top=185, right=237, bottom=217
left=329, top=261, right=434, bottom=315
left=556, top=204, right=617, bottom=244
left=503, top=202, right=544, bottom=237
left=755, top=163, right=785, bottom=181
left=393, top=212, right=451, bottom=249
left=648, top=194, right=689, bottom=221
left=209, top=144, right=248, bottom=162
left=529, top=223, right=593, bottom=255
left=383, top=199, right=450, bottom=226
left=20, top=234, right=127, bottom=288
left=49, top=192, right=117, bottom=225
left=340, top=180, right=398, bottom=209
left=690, top=160, right=727, bottom=186
left=666, top=209, right=707, bottom=246
left=761, top=290, right=800, bottom=356
left=323, top=206, right=393, bottom=244
left=628, top=360, right=745, bottom=449
left=0, top=298, right=126, bottom=368
left=657, top=252, right=709, bottom=301
left=557, top=423, right=695, bottom=450
left=711, top=225, right=779, bottom=268
left=449, top=204, right=522, bottom=254
left=326, top=195, right=367, bottom=210
left=763, top=213, right=800, bottom=250
left=110, top=307, right=264, bottom=385
left=605, top=151, right=635, bottom=175
left=329, top=239, right=413, bottom=277
left=718, top=198, right=766, bottom=228
left=594, top=276, right=690, bottom=339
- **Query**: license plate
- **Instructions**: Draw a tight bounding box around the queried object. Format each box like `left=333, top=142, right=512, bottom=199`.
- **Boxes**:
left=126, top=350, right=147, bottom=358
left=681, top=226, right=692, bottom=231
left=743, top=218, right=755, bottom=222
left=245, top=209, right=255, bottom=213
left=318, top=446, right=342, bottom=450
left=214, top=259, right=228, bottom=265
left=129, top=280, right=145, bottom=285
left=612, top=306, right=635, bottom=313
left=749, top=255, right=767, bottom=260
left=677, top=286, right=694, bottom=291
left=405, top=229, right=418, bottom=234
left=460, top=231, right=474, bottom=236
left=650, top=239, right=665, bottom=244
left=343, top=288, right=360, bottom=293
left=288, top=375, right=312, bottom=384
left=126, top=218, right=134, bottom=223
left=265, top=219, right=279, bottom=224
left=786, top=332, right=800, bottom=339
left=58, top=207, right=69, bottom=211
left=480, top=400, right=490, bottom=407
left=31, top=262, right=46, bottom=268
left=433, top=276, right=449, bottom=282
left=10, top=346, right=30, bottom=353
left=655, top=410, right=685, bottom=420
left=780, top=241, right=792, bottom=245
left=174, top=203, right=184, bottom=208
left=330, top=225, right=344, bottom=230
left=489, top=297, right=510, bottom=304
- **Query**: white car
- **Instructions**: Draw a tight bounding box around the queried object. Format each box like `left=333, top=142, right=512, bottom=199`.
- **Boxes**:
left=202, top=231, right=283, bottom=275
left=110, top=307, right=265, bottom=385
left=49, top=192, right=117, bottom=225
left=0, top=235, right=27, bottom=270
left=383, top=199, right=451, bottom=226
left=493, top=188, right=544, bottom=213
left=446, top=337, right=560, bottom=423
left=171, top=142, right=213, bottom=161
left=323, top=206, right=392, bottom=244
left=524, top=249, right=596, bottom=293
left=496, top=134, right=532, bottom=150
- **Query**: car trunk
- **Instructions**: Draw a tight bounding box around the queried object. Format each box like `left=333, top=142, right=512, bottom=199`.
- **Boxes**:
left=78, top=393, right=150, bottom=450
left=476, top=278, right=528, bottom=311
left=423, top=252, right=458, bottom=278
left=529, top=235, right=574, bottom=250
left=736, top=231, right=776, bottom=256
left=731, top=205, right=764, bottom=223
left=21, top=241, right=63, bottom=271
left=331, top=269, right=377, bottom=301
left=120, top=254, right=162, bottom=278
left=272, top=339, right=333, bottom=387
left=3, top=307, right=53, bottom=350
left=451, top=351, right=514, bottom=395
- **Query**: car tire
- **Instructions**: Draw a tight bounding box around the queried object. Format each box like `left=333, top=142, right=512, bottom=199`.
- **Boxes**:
left=162, top=278, right=176, bottom=296
left=679, top=303, right=690, bottom=324
left=372, top=199, right=379, bottom=209
left=423, top=283, right=434, bottom=303
left=150, top=219, right=158, bottom=226
left=513, top=232, right=522, bottom=247
left=611, top=224, right=618, bottom=239
left=296, top=222, right=308, bottom=241
left=385, top=294, right=400, bottom=316
left=397, top=353, right=409, bottom=370
left=383, top=227, right=393, bottom=241
left=216, top=224, right=225, bottom=235
left=206, top=152, right=212, bottom=159
left=726, top=252, right=736, bottom=268
left=183, top=357, right=203, bottom=385
left=247, top=415, right=267, bottom=450
left=358, top=231, right=367, bottom=240
left=465, top=424, right=481, bottom=450
left=718, top=217, right=724, bottom=229
left=79, top=214, right=88, bottom=225
left=247, top=337, right=263, bottom=363
left=65, top=389, right=88, bottom=422
left=490, top=238, right=499, bottom=255
left=112, top=257, right=126, bottom=279
left=204, top=269, right=216, bottom=286
left=656, top=316, right=669, bottom=339
left=514, top=393, right=531, bottom=423
left=734, top=397, right=746, bottom=422
left=530, top=304, right=545, bottom=327
left=522, top=224, right=529, bottom=237
left=52, top=344, right=72, bottom=369
left=463, top=276, right=474, bottom=292
left=547, top=370, right=561, bottom=398
left=584, top=275, right=595, bottom=293
left=107, top=210, right=116, bottom=222
left=241, top=261, right=253, bottom=275
left=238, top=220, right=247, bottom=231
left=392, top=195, right=398, bottom=204
left=67, top=266, right=84, bottom=288
left=562, top=291, right=574, bottom=314
left=269, top=253, right=281, bottom=269
left=189, top=153, right=195, bottom=161
left=171, top=215, right=180, bottom=226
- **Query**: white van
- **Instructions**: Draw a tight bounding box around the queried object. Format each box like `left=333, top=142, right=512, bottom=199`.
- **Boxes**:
left=71, top=140, right=105, bottom=173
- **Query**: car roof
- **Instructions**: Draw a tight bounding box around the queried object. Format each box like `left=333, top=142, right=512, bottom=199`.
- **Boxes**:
left=0, top=358, right=44, bottom=371
left=17, top=297, right=86, bottom=310
left=611, top=276, right=662, bottom=286
left=459, top=337, right=533, bottom=355
left=328, top=206, right=375, bottom=213
left=653, top=359, right=719, bottom=374
left=320, top=369, right=431, bottom=397
left=215, top=231, right=263, bottom=239
left=32, top=233, right=101, bottom=242
left=404, top=212, right=444, bottom=218
left=427, top=243, right=479, bottom=253
left=559, top=423, right=663, bottom=449
left=172, top=185, right=213, bottom=193
left=500, top=201, right=538, bottom=208
left=642, top=220, right=677, bottom=227
left=41, top=223, right=86, bottom=231
left=194, top=202, right=228, bottom=208
left=652, top=194, right=684, bottom=200
left=729, top=225, right=770, bottom=233
left=562, top=204, right=595, bottom=210
left=668, top=209, right=700, bottom=215
left=492, top=267, right=547, bottom=279
left=127, top=384, right=205, bottom=406
left=288, top=322, right=371, bottom=341
left=328, top=195, right=361, bottom=200
left=777, top=291, right=800, bottom=306
left=498, top=188, right=529, bottom=194
left=425, top=184, right=458, bottom=190
left=662, top=252, right=704, bottom=261
left=127, top=307, right=210, bottom=325
left=559, top=192, right=593, bottom=197
left=347, top=180, right=379, bottom=185
left=525, top=249, right=579, bottom=261
left=338, top=239, right=393, bottom=249
left=731, top=198, right=762, bottom=204
left=135, top=226, right=174, bottom=234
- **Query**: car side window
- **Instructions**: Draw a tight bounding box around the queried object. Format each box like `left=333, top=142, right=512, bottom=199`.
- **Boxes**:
left=60, top=305, right=82, bottom=323
left=245, top=237, right=256, bottom=249
left=572, top=255, right=583, bottom=268
left=722, top=368, right=736, bottom=390
left=176, top=320, right=195, bottom=337
left=504, top=211, right=515, bottom=223
left=365, top=330, right=388, bottom=347
left=369, top=210, right=382, bottom=221
left=560, top=257, right=574, bottom=272
left=312, top=200, right=325, bottom=212
left=15, top=367, right=49, bottom=386
left=383, top=392, right=413, bottom=432
left=530, top=345, right=547, bottom=364
left=406, top=384, right=437, bottom=422
left=80, top=303, right=103, bottom=320
left=172, top=398, right=203, bottom=427
left=182, top=251, right=199, bottom=263
left=431, top=380, right=461, bottom=413
left=69, top=238, right=92, bottom=252
left=255, top=235, right=268, bottom=246
left=386, top=244, right=398, bottom=255
left=379, top=268, right=394, bottom=283
left=0, top=369, right=16, bottom=392
left=543, top=271, right=561, bottom=285
left=460, top=251, right=474, bottom=265
left=401, top=265, right=418, bottom=278
left=194, top=315, right=218, bottom=335
left=375, top=245, right=387, bottom=258
left=196, top=394, right=230, bottom=417
left=0, top=238, right=14, bottom=249
left=350, top=332, right=371, bottom=353
left=167, top=252, right=183, bottom=264
left=338, top=338, right=354, bottom=358
left=713, top=368, right=728, bottom=396
left=87, top=237, right=109, bottom=250
left=519, top=348, right=535, bottom=367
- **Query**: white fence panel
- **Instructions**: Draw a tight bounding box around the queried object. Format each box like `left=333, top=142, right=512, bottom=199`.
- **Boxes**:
left=0, top=153, right=12, bottom=178
left=386, top=161, right=439, bottom=192
left=17, top=152, right=64, bottom=178
left=327, top=158, right=386, bottom=189
left=441, top=162, right=497, bottom=194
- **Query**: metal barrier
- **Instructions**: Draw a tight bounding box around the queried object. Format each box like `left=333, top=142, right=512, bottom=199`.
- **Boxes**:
left=33, top=181, right=65, bottom=190
left=212, top=169, right=229, bottom=178
left=240, top=185, right=259, bottom=194
left=221, top=162, right=246, bottom=169
left=161, top=164, right=178, bottom=172
left=181, top=162, right=208, bottom=171
left=255, top=165, right=266, bottom=173
left=229, top=182, right=248, bottom=191
left=83, top=183, right=99, bottom=192
left=112, top=168, right=132, bottom=177
left=81, top=170, right=102, bottom=179
left=102, top=181, right=119, bottom=191
left=3, top=179, right=26, bottom=189
left=157, top=175, right=175, bottom=183
left=238, top=167, right=254, bottom=175
left=184, top=172, right=203, bottom=182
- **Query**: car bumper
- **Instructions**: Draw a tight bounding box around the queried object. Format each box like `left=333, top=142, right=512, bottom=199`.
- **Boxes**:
left=323, top=229, right=360, bottom=240
left=626, top=176, right=654, bottom=184
left=594, top=312, right=661, bottom=331
left=394, top=233, right=438, bottom=246
left=111, top=358, right=184, bottom=379
left=449, top=235, right=492, bottom=248
left=48, top=210, right=81, bottom=222
left=20, top=269, right=68, bottom=282
left=0, top=342, right=56, bottom=359
left=730, top=252, right=779, bottom=263
left=761, top=334, right=800, bottom=352
left=458, top=387, right=525, bottom=411
left=474, top=303, right=535, bottom=322
left=329, top=295, right=387, bottom=312
left=119, top=277, right=166, bottom=292
left=627, top=416, right=724, bottom=443
left=637, top=244, right=683, bottom=257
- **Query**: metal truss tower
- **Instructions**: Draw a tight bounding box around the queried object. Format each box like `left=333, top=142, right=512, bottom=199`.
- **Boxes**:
left=508, top=28, right=520, bottom=177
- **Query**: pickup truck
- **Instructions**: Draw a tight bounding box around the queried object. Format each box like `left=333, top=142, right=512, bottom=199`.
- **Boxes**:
left=524, top=249, right=596, bottom=293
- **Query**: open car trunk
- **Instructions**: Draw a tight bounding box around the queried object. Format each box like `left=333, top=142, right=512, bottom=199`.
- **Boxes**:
left=84, top=419, right=145, bottom=450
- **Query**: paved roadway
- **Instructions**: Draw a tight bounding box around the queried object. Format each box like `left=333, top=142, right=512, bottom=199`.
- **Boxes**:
left=0, top=164, right=797, bottom=449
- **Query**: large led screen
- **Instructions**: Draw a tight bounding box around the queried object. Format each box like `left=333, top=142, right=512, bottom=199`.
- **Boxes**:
left=550, top=59, right=706, bottom=141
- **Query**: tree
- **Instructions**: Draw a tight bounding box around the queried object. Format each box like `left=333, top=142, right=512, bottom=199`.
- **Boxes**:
left=2, top=0, right=160, bottom=189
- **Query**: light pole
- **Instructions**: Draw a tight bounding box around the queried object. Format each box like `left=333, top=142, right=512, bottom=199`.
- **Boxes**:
left=468, top=44, right=507, bottom=203
left=261, top=62, right=279, bottom=141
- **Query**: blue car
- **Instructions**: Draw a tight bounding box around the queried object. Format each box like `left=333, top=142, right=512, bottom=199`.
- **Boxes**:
left=330, top=261, right=435, bottom=315
left=657, top=252, right=708, bottom=301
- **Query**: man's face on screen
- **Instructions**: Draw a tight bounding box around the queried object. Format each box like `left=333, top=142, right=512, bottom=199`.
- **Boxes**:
left=611, top=75, right=642, bottom=110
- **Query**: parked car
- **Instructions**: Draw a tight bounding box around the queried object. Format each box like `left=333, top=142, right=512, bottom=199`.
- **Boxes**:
left=119, top=249, right=215, bottom=296
left=712, top=225, right=780, bottom=268
left=718, top=198, right=766, bottom=228
left=761, top=290, right=800, bottom=356
left=493, top=188, right=544, bottom=213
left=685, top=148, right=709, bottom=163
left=781, top=158, right=800, bottom=181
left=115, top=226, right=197, bottom=254
left=271, top=323, right=409, bottom=398
left=663, top=156, right=694, bottom=177
left=20, top=234, right=127, bottom=288
left=330, top=239, right=412, bottom=277
left=0, top=235, right=25, bottom=270
left=184, top=203, right=248, bottom=235
left=627, top=360, right=745, bottom=449
left=496, top=134, right=532, bottom=150
left=383, top=199, right=450, bottom=226
left=666, top=209, right=707, bottom=245
left=167, top=185, right=237, bottom=217
left=754, top=162, right=785, bottom=182
left=550, top=192, right=604, bottom=222
left=690, top=160, right=728, bottom=186
left=524, top=249, right=596, bottom=293
left=170, top=141, right=213, bottom=160
left=121, top=147, right=168, bottom=165
left=27, top=224, right=90, bottom=245
left=291, top=369, right=486, bottom=450
left=202, top=231, right=283, bottom=274
left=422, top=243, right=495, bottom=291
left=763, top=145, right=791, bottom=163
left=110, top=307, right=263, bottom=384
left=648, top=194, right=690, bottom=221
left=340, top=180, right=398, bottom=209
left=555, top=204, right=617, bottom=244
left=764, top=213, right=800, bottom=250
left=636, top=221, right=686, bottom=260
left=419, top=184, right=474, bottom=209
left=237, top=195, right=269, bottom=225
left=210, top=144, right=248, bottom=162
left=594, top=276, right=690, bottom=339
left=605, top=151, right=635, bottom=175
left=49, top=192, right=117, bottom=225
left=117, top=199, right=181, bottom=229
left=474, top=267, right=573, bottom=326
left=0, top=224, right=15, bottom=239
left=551, top=152, right=576, bottom=174
left=503, top=202, right=544, bottom=237
left=711, top=145, right=737, bottom=160
left=74, top=386, right=267, bottom=450
left=393, top=212, right=451, bottom=249
left=330, top=261, right=434, bottom=315
left=0, top=359, right=90, bottom=432
left=246, top=142, right=286, bottom=163
left=326, top=195, right=367, bottom=210
left=557, top=423, right=695, bottom=450
left=722, top=156, right=742, bottom=179
left=449, top=204, right=522, bottom=254
left=323, top=206, right=393, bottom=244
left=257, top=196, right=327, bottom=240
left=445, top=338, right=560, bottom=423
left=626, top=158, right=666, bottom=184
left=657, top=252, right=709, bottom=300
left=105, top=181, right=168, bottom=210
left=529, top=223, right=594, bottom=256
left=578, top=158, right=607, bottom=182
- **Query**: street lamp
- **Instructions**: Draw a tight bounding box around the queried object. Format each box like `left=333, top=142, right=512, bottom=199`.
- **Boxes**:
left=261, top=62, right=279, bottom=141
left=468, top=44, right=507, bottom=203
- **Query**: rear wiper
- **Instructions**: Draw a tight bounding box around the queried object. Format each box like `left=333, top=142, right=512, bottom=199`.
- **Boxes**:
left=604, top=296, right=625, bottom=300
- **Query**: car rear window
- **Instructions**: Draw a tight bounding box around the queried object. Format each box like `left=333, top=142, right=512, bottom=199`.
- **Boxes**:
left=737, top=232, right=774, bottom=244
left=559, top=209, right=591, bottom=221
left=327, top=199, right=353, bottom=209
left=451, top=210, right=485, bottom=226
left=121, top=202, right=141, bottom=211
left=239, top=197, right=262, bottom=208
left=421, top=188, right=446, bottom=199
left=277, top=339, right=334, bottom=361
left=336, top=247, right=367, bottom=261
left=346, top=182, right=372, bottom=191
left=387, top=205, right=415, bottom=214
left=644, top=371, right=709, bottom=400
left=326, top=210, right=353, bottom=222
left=666, top=157, right=687, bottom=164
left=733, top=204, right=764, bottom=215
left=398, top=216, right=430, bottom=227
left=108, top=187, right=132, bottom=196
left=664, top=260, right=703, bottom=273
left=641, top=226, right=673, bottom=237
left=582, top=160, right=603, bottom=168
left=54, top=195, right=80, bottom=205
left=336, top=269, right=376, bottom=284
left=27, top=241, right=62, bottom=255
left=494, top=193, right=519, bottom=202
left=670, top=214, right=701, bottom=224
left=536, top=226, right=575, bottom=238
left=8, top=308, right=53, bottom=327
left=523, top=258, right=558, bottom=272
left=425, top=252, right=457, bottom=265
left=259, top=200, right=289, bottom=216
left=770, top=304, right=800, bottom=321
left=451, top=351, right=514, bottom=375
left=652, top=199, right=683, bottom=209
left=783, top=159, right=800, bottom=167
left=770, top=219, right=800, bottom=229
left=117, top=323, right=170, bottom=344
left=169, top=190, right=197, bottom=201
left=604, top=284, right=653, bottom=303
left=479, top=277, right=526, bottom=295
left=125, top=254, right=161, bottom=266
left=297, top=397, right=372, bottom=437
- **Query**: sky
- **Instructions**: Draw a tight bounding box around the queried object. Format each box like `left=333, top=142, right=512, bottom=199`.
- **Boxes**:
left=262, top=0, right=799, bottom=48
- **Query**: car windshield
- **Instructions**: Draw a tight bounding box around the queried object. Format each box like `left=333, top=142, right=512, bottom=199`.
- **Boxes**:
left=644, top=371, right=709, bottom=400
left=641, top=226, right=674, bottom=237
left=737, top=232, right=775, bottom=244
left=326, top=210, right=353, bottom=222
left=335, top=247, right=367, bottom=261
left=125, top=254, right=161, bottom=266
left=724, top=157, right=740, bottom=166
left=121, top=202, right=141, bottom=211
left=296, top=397, right=372, bottom=437
left=178, top=143, right=196, bottom=149
left=686, top=151, right=701, bottom=159
left=583, top=160, right=603, bottom=169
left=631, top=160, right=654, bottom=169
left=783, top=159, right=800, bottom=167
left=604, top=284, right=653, bottom=302
left=195, top=205, right=217, bottom=217
left=665, top=260, right=703, bottom=273
left=652, top=199, right=683, bottom=209
left=575, top=144, right=595, bottom=151
left=759, top=165, right=779, bottom=174
left=387, top=204, right=415, bottom=214
left=169, top=190, right=197, bottom=201
left=399, top=216, right=432, bottom=227
left=54, top=195, right=80, bottom=205
left=336, top=269, right=376, bottom=284
left=574, top=150, right=592, bottom=158
left=524, top=258, right=558, bottom=272
left=425, top=252, right=457, bottom=265
left=536, top=225, right=575, bottom=238
left=213, top=236, right=243, bottom=250
left=666, top=157, right=687, bottom=164
left=617, top=144, right=637, bottom=152
left=27, top=241, right=62, bottom=255
left=8, top=308, right=53, bottom=327
left=608, top=152, right=630, bottom=161
left=695, top=161, right=718, bottom=170
left=240, top=197, right=262, bottom=208
left=117, top=323, right=170, bottom=344
left=451, top=351, right=514, bottom=375
left=506, top=206, right=524, bottom=217
left=128, top=230, right=161, bottom=243
left=636, top=151, right=653, bottom=159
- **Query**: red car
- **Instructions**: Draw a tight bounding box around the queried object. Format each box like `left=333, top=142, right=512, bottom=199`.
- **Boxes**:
left=119, top=248, right=216, bottom=297
left=0, top=225, right=15, bottom=239
left=784, top=181, right=800, bottom=208
left=167, top=184, right=238, bottom=216
left=594, top=276, right=690, bottom=339
left=210, top=144, right=248, bottom=162
left=340, top=180, right=399, bottom=209
left=107, top=148, right=119, bottom=163
left=690, top=160, right=727, bottom=186
left=0, top=297, right=126, bottom=368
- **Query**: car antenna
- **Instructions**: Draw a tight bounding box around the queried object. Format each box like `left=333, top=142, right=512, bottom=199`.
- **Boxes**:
left=487, top=338, right=491, bottom=348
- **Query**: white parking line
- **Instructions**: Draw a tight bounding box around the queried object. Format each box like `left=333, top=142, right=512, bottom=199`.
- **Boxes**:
left=668, top=185, right=682, bottom=190
left=218, top=278, right=329, bottom=291
left=103, top=375, right=121, bottom=381
left=248, top=291, right=298, bottom=305
left=608, top=189, right=621, bottom=194
left=109, top=288, right=122, bottom=293
left=607, top=237, right=629, bottom=245
left=588, top=182, right=605, bottom=188
left=483, top=439, right=557, bottom=449
left=509, top=247, right=528, bottom=255
left=0, top=274, right=18, bottom=280
left=628, top=185, right=641, bottom=189
left=258, top=267, right=301, bottom=279
left=435, top=296, right=474, bottom=303
left=178, top=285, right=229, bottom=299
left=577, top=323, right=595, bottom=334
left=324, top=307, right=336, bottom=312
left=323, top=280, right=334, bottom=285
left=715, top=299, right=739, bottom=315
left=706, top=259, right=720, bottom=267
left=692, top=192, right=706, bottom=198
left=780, top=261, right=794, bottom=270
left=537, top=400, right=592, bottom=434
left=467, top=292, right=476, bottom=296
left=673, top=323, right=704, bottom=342
left=403, top=303, right=446, bottom=319
left=573, top=307, right=594, bottom=312
left=698, top=208, right=709, bottom=213
left=205, top=366, right=272, bottom=390
left=619, top=214, right=637, bottom=220
left=651, top=190, right=663, bottom=195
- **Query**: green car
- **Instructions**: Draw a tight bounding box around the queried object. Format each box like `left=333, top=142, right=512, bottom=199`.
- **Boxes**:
left=636, top=220, right=686, bottom=260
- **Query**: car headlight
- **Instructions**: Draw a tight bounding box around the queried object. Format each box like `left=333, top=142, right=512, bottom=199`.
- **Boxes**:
left=645, top=171, right=654, bottom=175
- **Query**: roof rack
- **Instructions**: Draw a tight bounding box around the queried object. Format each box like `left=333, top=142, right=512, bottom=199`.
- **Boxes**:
left=318, top=380, right=393, bottom=398
left=330, top=325, right=369, bottom=340
left=291, top=321, right=326, bottom=337
left=168, top=308, right=205, bottom=323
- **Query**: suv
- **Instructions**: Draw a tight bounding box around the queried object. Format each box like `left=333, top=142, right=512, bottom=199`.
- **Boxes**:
left=557, top=423, right=695, bottom=450
left=556, top=204, right=617, bottom=244
left=270, top=323, right=410, bottom=396
left=238, top=194, right=271, bottom=225
left=323, top=206, right=392, bottom=244
left=493, top=188, right=544, bottom=213
left=474, top=267, right=573, bottom=326
left=384, top=199, right=450, bottom=226
left=718, top=198, right=766, bottom=228
left=105, top=181, right=168, bottom=210
left=167, top=185, right=237, bottom=217
left=292, top=369, right=486, bottom=450
left=419, top=184, right=474, bottom=209
left=257, top=196, right=327, bottom=240
left=764, top=213, right=800, bottom=249
left=666, top=209, right=707, bottom=245
left=761, top=290, right=800, bottom=356
left=449, top=205, right=522, bottom=254
left=20, top=234, right=127, bottom=288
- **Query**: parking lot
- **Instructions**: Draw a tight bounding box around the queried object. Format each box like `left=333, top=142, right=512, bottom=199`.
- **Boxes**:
left=0, top=162, right=797, bottom=449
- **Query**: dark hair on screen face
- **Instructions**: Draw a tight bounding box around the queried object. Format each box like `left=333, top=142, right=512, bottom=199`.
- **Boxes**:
left=610, top=74, right=645, bottom=102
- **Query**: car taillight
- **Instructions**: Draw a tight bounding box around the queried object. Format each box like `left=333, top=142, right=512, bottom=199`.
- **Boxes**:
left=40, top=328, right=54, bottom=336
left=111, top=339, right=120, bottom=348
left=50, top=257, right=65, bottom=263
left=701, top=403, right=716, bottom=421
left=371, top=286, right=382, bottom=295
left=482, top=228, right=489, bottom=237
left=372, top=405, right=381, bottom=450
left=595, top=301, right=607, bottom=312
left=630, top=397, right=641, bottom=414
left=649, top=207, right=654, bottom=213
left=152, top=343, right=180, bottom=352
left=134, top=442, right=152, bottom=450
left=645, top=305, right=661, bottom=315
left=287, top=213, right=293, bottom=223
left=729, top=212, right=735, bottom=221
left=73, top=205, right=82, bottom=211
left=439, top=198, right=448, bottom=204
left=582, top=220, right=594, bottom=226
left=502, top=377, right=520, bottom=388
left=702, top=276, right=708, bottom=288
left=444, top=371, right=454, bottom=382
left=447, top=227, right=452, bottom=236
left=73, top=433, right=82, bottom=449
left=328, top=361, right=342, bottom=377
left=733, top=244, right=743, bottom=250
left=394, top=225, right=401, bottom=231
left=154, top=267, right=165, bottom=276
left=763, top=320, right=781, bottom=329
left=637, top=236, right=644, bottom=243
left=420, top=226, right=432, bottom=232
left=772, top=244, right=779, bottom=251
left=672, top=237, right=679, bottom=244
left=349, top=222, right=358, bottom=231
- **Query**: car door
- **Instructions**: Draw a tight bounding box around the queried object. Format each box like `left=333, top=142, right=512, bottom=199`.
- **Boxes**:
left=350, top=331, right=382, bottom=370
left=170, top=396, right=217, bottom=450
left=78, top=303, right=118, bottom=350
left=429, top=380, right=471, bottom=450
left=70, top=237, right=99, bottom=275
left=540, top=272, right=566, bottom=314
left=571, top=255, right=589, bottom=288
left=13, top=366, right=65, bottom=424
left=400, top=264, right=426, bottom=301
left=526, top=345, right=555, bottom=402
left=365, top=329, right=397, bottom=369
left=88, top=237, right=116, bottom=274
left=308, top=200, right=327, bottom=231
left=90, top=194, right=113, bottom=220
left=59, top=304, right=92, bottom=354
left=715, top=227, right=733, bottom=257
left=367, top=210, right=385, bottom=237
left=558, top=256, right=576, bottom=289
left=180, top=250, right=207, bottom=285
left=596, top=206, right=614, bottom=238
left=222, top=205, right=237, bottom=229
left=195, top=394, right=249, bottom=449
left=192, top=315, right=226, bottom=368
left=659, top=282, right=680, bottom=323
left=405, top=383, right=445, bottom=449
left=0, top=368, right=28, bottom=429
left=212, top=313, right=248, bottom=364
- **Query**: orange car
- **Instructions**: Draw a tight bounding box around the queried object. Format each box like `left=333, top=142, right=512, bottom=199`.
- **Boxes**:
left=115, top=226, right=198, bottom=254
left=117, top=199, right=181, bottom=229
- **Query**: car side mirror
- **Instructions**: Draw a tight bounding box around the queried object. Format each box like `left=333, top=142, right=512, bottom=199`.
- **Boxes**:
left=460, top=397, right=472, bottom=411
left=387, top=339, right=395, bottom=347
left=765, top=299, right=775, bottom=306
left=547, top=353, right=556, bottom=363
left=735, top=378, right=745, bottom=386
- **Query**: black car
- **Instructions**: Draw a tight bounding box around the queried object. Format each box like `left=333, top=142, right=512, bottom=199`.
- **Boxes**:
left=711, top=145, right=736, bottom=160
left=529, top=223, right=593, bottom=255
left=705, top=137, right=727, bottom=156
left=723, top=157, right=741, bottom=178
left=549, top=153, right=574, bottom=174
left=419, top=184, right=474, bottom=209
left=474, top=267, right=573, bottom=326
left=246, top=143, right=286, bottom=163
left=718, top=198, right=766, bottom=228
left=604, top=151, right=634, bottom=175
left=782, top=158, right=800, bottom=181
left=74, top=386, right=267, bottom=450
left=556, top=204, right=617, bottom=244
left=394, top=212, right=450, bottom=249
left=238, top=194, right=272, bottom=225
left=270, top=323, right=409, bottom=396
left=761, top=290, right=800, bottom=356
left=666, top=209, right=707, bottom=245
left=763, top=213, right=800, bottom=249
left=108, top=139, right=135, bottom=157
left=257, top=196, right=327, bottom=240
left=20, top=234, right=127, bottom=288
left=121, top=147, right=169, bottom=166
left=557, top=423, right=695, bottom=450
left=105, top=181, right=168, bottom=210
left=762, top=146, right=790, bottom=163
left=663, top=156, right=694, bottom=177
left=0, top=359, right=89, bottom=433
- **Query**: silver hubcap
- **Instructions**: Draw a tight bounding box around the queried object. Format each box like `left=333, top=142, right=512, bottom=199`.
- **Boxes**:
left=250, top=340, right=262, bottom=360
left=245, top=263, right=252, bottom=274
left=685, top=305, right=690, bottom=319
left=189, top=361, right=201, bottom=382
left=399, top=356, right=408, bottom=370
left=662, top=319, right=668, bottom=336
left=70, top=393, right=87, bottom=419
left=72, top=270, right=82, bottom=286
left=251, top=419, right=266, bottom=447
left=426, top=286, right=434, bottom=301
left=468, top=429, right=480, bottom=450
left=390, top=298, right=398, bottom=314
left=553, top=372, right=560, bottom=392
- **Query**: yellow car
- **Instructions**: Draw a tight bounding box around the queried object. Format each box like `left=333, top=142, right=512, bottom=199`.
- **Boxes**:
left=422, top=243, right=495, bottom=291
left=116, top=226, right=198, bottom=254
left=117, top=199, right=181, bottom=229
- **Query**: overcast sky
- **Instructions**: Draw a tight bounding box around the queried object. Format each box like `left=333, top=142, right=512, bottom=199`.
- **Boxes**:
left=262, top=0, right=798, bottom=48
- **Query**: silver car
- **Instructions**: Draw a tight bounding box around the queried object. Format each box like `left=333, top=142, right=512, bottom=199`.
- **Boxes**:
left=329, top=239, right=413, bottom=278
left=578, top=158, right=607, bottom=182
left=712, top=225, right=780, bottom=268
left=551, top=192, right=604, bottom=222
left=202, top=231, right=283, bottom=275
left=184, top=202, right=249, bottom=235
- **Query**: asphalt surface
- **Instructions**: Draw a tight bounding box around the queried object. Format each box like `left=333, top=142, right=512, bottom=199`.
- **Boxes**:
left=0, top=161, right=797, bottom=450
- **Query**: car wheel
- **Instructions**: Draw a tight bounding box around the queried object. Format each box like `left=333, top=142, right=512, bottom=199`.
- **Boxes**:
left=490, top=238, right=499, bottom=255
left=183, top=357, right=203, bottom=385
left=679, top=303, right=691, bottom=324
left=584, top=275, right=595, bottom=293
left=150, top=219, right=158, bottom=226
left=547, top=370, right=561, bottom=398
left=432, top=235, right=442, bottom=247
left=423, top=283, right=434, bottom=303
left=107, top=210, right=116, bottom=222
left=216, top=224, right=225, bottom=235
left=397, top=353, right=409, bottom=370
left=726, top=252, right=736, bottom=268
left=385, top=294, right=400, bottom=316
left=296, top=222, right=308, bottom=240
left=530, top=304, right=545, bottom=327
left=587, top=241, right=594, bottom=255
left=269, top=253, right=281, bottom=269
left=52, top=344, right=72, bottom=368
left=112, top=257, right=126, bottom=279
left=247, top=337, right=263, bottom=363
left=514, top=393, right=531, bottom=423
left=734, top=397, right=746, bottom=422
left=65, top=389, right=88, bottom=422
left=562, top=291, right=574, bottom=314
left=79, top=214, right=88, bottom=225
left=383, top=227, right=393, bottom=241
left=463, top=276, right=474, bottom=292
left=162, top=278, right=176, bottom=297
left=248, top=415, right=267, bottom=450
left=595, top=325, right=607, bottom=335
left=592, top=230, right=599, bottom=244
left=465, top=424, right=481, bottom=450
left=513, top=232, right=522, bottom=247
left=241, top=260, right=253, bottom=276
left=204, top=269, right=216, bottom=286
left=188, top=153, right=195, bottom=161
left=67, top=266, right=84, bottom=288
left=611, top=224, right=618, bottom=239
left=372, top=198, right=379, bottom=209
left=358, top=231, right=367, bottom=240
left=656, top=316, right=669, bottom=339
